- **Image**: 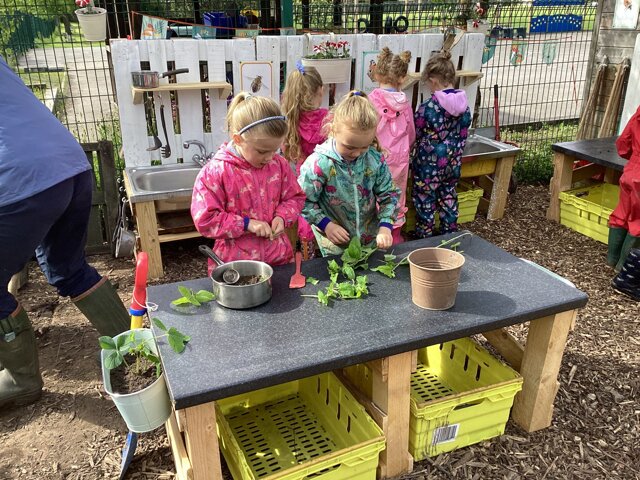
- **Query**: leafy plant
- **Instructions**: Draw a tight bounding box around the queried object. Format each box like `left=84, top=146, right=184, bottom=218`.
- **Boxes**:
left=171, top=286, right=215, bottom=307
left=99, top=318, right=190, bottom=378
left=75, top=0, right=100, bottom=14
left=305, top=40, right=350, bottom=59
left=371, top=253, right=409, bottom=278
left=340, top=237, right=376, bottom=270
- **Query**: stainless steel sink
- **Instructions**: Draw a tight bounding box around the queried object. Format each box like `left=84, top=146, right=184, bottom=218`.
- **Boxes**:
left=124, top=163, right=201, bottom=202
left=462, top=135, right=521, bottom=160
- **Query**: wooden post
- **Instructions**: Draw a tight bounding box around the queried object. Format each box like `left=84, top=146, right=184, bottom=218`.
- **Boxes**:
left=512, top=310, right=576, bottom=432
left=370, top=352, right=413, bottom=478
left=183, top=403, right=223, bottom=480
left=134, top=201, right=163, bottom=278
left=487, top=155, right=515, bottom=220
left=166, top=411, right=194, bottom=480
left=547, top=152, right=575, bottom=222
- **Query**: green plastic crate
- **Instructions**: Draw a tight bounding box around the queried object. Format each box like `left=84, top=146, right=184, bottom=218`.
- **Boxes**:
left=216, top=372, right=386, bottom=480
left=559, top=183, right=620, bottom=244
left=404, top=181, right=484, bottom=233
left=410, top=337, right=523, bottom=459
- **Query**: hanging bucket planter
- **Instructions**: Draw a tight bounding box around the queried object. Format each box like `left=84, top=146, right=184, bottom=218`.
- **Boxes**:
left=101, top=329, right=172, bottom=433
left=75, top=6, right=107, bottom=42
left=301, top=57, right=352, bottom=84
left=408, top=248, right=465, bottom=310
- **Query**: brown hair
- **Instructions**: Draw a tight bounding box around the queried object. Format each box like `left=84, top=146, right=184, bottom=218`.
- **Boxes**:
left=226, top=92, right=288, bottom=138
left=325, top=91, right=381, bottom=151
left=421, top=50, right=456, bottom=87
left=281, top=65, right=324, bottom=163
left=375, top=47, right=411, bottom=86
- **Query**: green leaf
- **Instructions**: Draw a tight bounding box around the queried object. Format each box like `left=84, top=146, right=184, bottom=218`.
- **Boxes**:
left=99, top=336, right=116, bottom=350
left=372, top=264, right=396, bottom=278
left=171, top=297, right=191, bottom=306
left=357, top=263, right=368, bottom=270
left=338, top=282, right=356, bottom=297
left=194, top=290, right=216, bottom=303
left=144, top=352, right=161, bottom=365
left=329, top=272, right=339, bottom=285
left=152, top=318, right=167, bottom=332
left=327, top=260, right=340, bottom=274
left=168, top=327, right=191, bottom=353
left=348, top=237, right=362, bottom=258
left=104, top=350, right=123, bottom=370
left=307, top=277, right=319, bottom=285
left=317, top=290, right=329, bottom=305
left=384, top=253, right=396, bottom=262
left=342, top=264, right=355, bottom=280
left=178, top=285, right=191, bottom=299
left=116, top=333, right=130, bottom=350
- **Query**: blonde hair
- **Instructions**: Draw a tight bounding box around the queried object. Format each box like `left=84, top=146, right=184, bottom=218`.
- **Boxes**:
left=421, top=50, right=456, bottom=87
left=326, top=91, right=381, bottom=151
left=281, top=65, right=324, bottom=163
left=226, top=92, right=288, bottom=138
left=375, top=47, right=411, bottom=86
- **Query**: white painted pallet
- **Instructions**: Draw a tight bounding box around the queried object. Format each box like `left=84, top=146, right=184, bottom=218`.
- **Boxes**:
left=111, top=34, right=484, bottom=167
left=619, top=33, right=640, bottom=135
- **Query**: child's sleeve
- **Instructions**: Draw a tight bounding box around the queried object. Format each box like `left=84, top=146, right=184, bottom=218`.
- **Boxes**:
left=191, top=163, right=246, bottom=239
left=298, top=155, right=331, bottom=228
left=406, top=107, right=416, bottom=146
left=616, top=108, right=640, bottom=160
left=274, top=157, right=306, bottom=227
left=374, top=157, right=401, bottom=226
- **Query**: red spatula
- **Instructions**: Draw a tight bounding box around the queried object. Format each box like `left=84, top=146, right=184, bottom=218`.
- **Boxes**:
left=289, top=241, right=306, bottom=289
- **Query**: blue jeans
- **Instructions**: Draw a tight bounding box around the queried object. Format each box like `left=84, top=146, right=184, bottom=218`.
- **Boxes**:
left=0, top=170, right=101, bottom=318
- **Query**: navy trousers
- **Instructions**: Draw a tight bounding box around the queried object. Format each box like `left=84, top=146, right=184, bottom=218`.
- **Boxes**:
left=0, top=170, right=101, bottom=318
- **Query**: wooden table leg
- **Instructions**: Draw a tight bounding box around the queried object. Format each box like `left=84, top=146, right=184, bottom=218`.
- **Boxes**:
left=370, top=351, right=413, bottom=479
left=183, top=403, right=223, bottom=480
left=546, top=152, right=575, bottom=222
left=134, top=200, right=163, bottom=278
left=604, top=167, right=621, bottom=185
left=487, top=155, right=515, bottom=220
left=512, top=310, right=576, bottom=432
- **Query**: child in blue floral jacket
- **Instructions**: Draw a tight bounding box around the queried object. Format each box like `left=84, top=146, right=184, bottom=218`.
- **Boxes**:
left=412, top=51, right=472, bottom=238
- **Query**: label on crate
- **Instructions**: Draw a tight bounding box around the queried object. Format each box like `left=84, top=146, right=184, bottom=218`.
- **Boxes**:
left=431, top=424, right=460, bottom=445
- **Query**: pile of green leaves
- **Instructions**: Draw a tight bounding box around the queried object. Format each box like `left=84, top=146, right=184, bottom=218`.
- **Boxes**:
left=171, top=286, right=215, bottom=307
left=99, top=318, right=190, bottom=377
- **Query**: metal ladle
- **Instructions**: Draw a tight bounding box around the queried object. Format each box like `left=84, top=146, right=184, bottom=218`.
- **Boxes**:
left=198, top=245, right=240, bottom=284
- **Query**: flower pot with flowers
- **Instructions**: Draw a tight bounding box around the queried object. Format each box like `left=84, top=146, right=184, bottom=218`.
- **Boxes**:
left=466, top=1, right=490, bottom=34
left=301, top=40, right=352, bottom=84
left=75, top=0, right=107, bottom=42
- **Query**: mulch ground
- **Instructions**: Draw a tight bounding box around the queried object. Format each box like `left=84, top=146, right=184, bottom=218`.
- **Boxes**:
left=1, top=184, right=638, bottom=480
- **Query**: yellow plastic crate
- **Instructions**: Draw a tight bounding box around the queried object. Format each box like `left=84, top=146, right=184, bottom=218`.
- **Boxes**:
left=559, top=183, right=620, bottom=244
left=410, top=338, right=522, bottom=459
left=216, top=372, right=386, bottom=480
left=404, top=181, right=484, bottom=233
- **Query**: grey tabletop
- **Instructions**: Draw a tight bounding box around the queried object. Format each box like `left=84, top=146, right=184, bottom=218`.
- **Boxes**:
left=149, top=232, right=588, bottom=410
left=551, top=137, right=627, bottom=171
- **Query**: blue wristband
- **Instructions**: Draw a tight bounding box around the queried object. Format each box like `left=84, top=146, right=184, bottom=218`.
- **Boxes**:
left=379, top=222, right=393, bottom=230
left=243, top=217, right=250, bottom=230
left=317, top=217, right=332, bottom=231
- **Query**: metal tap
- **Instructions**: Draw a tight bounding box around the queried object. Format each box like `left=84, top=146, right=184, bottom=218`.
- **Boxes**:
left=183, top=140, right=208, bottom=167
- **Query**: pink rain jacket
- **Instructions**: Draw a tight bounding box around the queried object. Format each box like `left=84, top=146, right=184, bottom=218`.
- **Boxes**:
left=191, top=143, right=305, bottom=271
left=369, top=88, right=416, bottom=225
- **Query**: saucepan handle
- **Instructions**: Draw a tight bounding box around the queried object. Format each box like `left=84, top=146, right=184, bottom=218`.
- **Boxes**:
left=198, top=245, right=225, bottom=267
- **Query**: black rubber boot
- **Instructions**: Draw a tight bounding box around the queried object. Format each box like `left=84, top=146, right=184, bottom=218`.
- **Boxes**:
left=615, top=234, right=640, bottom=273
left=0, top=306, right=43, bottom=409
left=612, top=248, right=640, bottom=301
left=607, top=227, right=628, bottom=267
left=71, top=277, right=130, bottom=337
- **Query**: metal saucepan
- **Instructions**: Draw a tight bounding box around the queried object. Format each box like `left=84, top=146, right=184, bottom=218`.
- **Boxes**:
left=198, top=245, right=273, bottom=309
left=131, top=68, right=190, bottom=88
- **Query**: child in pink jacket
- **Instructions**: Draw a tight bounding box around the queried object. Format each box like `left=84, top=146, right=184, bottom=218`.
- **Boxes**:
left=369, top=47, right=416, bottom=244
left=191, top=93, right=305, bottom=272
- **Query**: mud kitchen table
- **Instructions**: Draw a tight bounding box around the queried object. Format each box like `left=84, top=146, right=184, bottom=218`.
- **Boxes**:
left=547, top=137, right=627, bottom=222
left=148, top=233, right=588, bottom=480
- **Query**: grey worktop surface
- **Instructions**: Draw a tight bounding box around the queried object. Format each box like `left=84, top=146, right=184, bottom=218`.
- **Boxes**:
left=149, top=232, right=588, bottom=410
left=552, top=137, right=627, bottom=170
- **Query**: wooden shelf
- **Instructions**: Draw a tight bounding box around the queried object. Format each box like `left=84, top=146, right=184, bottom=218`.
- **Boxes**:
left=132, top=81, right=232, bottom=104
left=401, top=70, right=483, bottom=91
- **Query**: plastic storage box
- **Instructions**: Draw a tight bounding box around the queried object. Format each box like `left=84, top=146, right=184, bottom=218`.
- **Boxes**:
left=410, top=337, right=523, bottom=459
left=216, top=372, right=386, bottom=480
left=559, top=183, right=619, bottom=244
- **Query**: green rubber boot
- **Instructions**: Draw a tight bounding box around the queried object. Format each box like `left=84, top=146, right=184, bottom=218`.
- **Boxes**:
left=607, top=227, right=629, bottom=267
left=615, top=234, right=640, bottom=273
left=71, top=277, right=130, bottom=337
left=0, top=306, right=43, bottom=409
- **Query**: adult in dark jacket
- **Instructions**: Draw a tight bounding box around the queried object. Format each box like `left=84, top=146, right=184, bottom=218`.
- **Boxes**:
left=0, top=55, right=129, bottom=409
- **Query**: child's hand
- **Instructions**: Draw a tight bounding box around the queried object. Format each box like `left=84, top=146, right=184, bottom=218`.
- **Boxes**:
left=376, top=226, right=393, bottom=250
left=325, top=222, right=350, bottom=245
left=270, top=216, right=285, bottom=239
left=248, top=219, right=273, bottom=238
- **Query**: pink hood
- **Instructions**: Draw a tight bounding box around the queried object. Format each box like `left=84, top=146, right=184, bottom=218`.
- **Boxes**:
left=369, top=88, right=412, bottom=113
left=433, top=89, right=469, bottom=117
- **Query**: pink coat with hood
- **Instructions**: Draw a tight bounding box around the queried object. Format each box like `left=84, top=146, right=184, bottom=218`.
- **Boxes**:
left=369, top=88, right=416, bottom=225
left=191, top=143, right=306, bottom=273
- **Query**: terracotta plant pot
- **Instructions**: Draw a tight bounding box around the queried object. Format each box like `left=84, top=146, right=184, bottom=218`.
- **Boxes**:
left=408, top=247, right=465, bottom=310
left=301, top=57, right=352, bottom=84
left=75, top=7, right=107, bottom=42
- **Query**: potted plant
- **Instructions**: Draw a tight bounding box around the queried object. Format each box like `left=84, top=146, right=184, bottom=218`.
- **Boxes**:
left=301, top=40, right=352, bottom=84
left=99, top=319, right=190, bottom=433
left=75, top=0, right=107, bottom=42
left=466, top=1, right=491, bottom=35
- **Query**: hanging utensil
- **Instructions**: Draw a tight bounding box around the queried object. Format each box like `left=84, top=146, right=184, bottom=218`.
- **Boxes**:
left=146, top=95, right=162, bottom=152
left=198, top=245, right=240, bottom=284
left=289, top=240, right=306, bottom=289
left=160, top=103, right=171, bottom=158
